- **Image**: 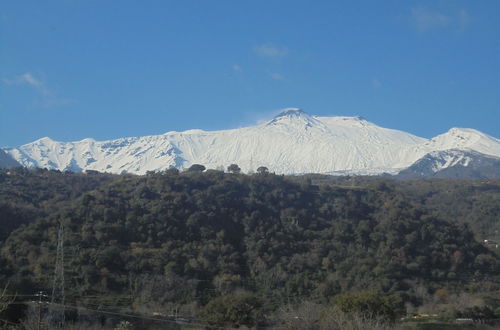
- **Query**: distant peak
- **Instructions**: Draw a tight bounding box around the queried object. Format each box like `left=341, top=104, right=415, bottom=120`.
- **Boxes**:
left=438, top=127, right=485, bottom=140
left=265, top=107, right=327, bottom=130
left=273, top=108, right=307, bottom=119
left=447, top=127, right=480, bottom=135
left=35, top=137, right=54, bottom=144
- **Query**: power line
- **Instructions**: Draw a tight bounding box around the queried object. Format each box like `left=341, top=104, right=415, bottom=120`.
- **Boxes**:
left=10, top=300, right=215, bottom=329
left=51, top=221, right=66, bottom=328
left=0, top=318, right=18, bottom=327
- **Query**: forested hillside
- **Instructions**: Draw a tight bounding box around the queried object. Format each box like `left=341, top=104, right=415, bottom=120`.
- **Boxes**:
left=0, top=167, right=118, bottom=242
left=0, top=168, right=499, bottom=328
left=301, top=175, right=500, bottom=242
left=394, top=179, right=500, bottom=243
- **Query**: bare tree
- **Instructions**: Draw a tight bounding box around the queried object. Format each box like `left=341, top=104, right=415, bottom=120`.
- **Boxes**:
left=273, top=302, right=408, bottom=330
left=275, top=301, right=321, bottom=330
left=320, top=307, right=401, bottom=330
left=20, top=304, right=50, bottom=330
left=0, top=283, right=15, bottom=329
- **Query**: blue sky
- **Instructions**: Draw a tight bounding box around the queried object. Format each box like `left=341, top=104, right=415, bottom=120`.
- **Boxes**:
left=1, top=0, right=499, bottom=146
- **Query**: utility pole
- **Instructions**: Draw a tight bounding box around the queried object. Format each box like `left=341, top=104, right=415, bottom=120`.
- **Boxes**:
left=37, top=292, right=41, bottom=330
left=34, top=291, right=47, bottom=330
left=51, top=221, right=65, bottom=328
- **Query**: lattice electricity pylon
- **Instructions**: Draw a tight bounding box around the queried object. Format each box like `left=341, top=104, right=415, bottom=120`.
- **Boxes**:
left=50, top=221, right=65, bottom=327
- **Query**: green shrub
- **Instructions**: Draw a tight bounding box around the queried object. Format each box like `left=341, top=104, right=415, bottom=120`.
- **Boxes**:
left=333, top=291, right=404, bottom=322
left=201, top=293, right=263, bottom=328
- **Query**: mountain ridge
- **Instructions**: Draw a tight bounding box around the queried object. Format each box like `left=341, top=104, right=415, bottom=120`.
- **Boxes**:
left=3, top=109, right=500, bottom=176
left=397, top=149, right=500, bottom=179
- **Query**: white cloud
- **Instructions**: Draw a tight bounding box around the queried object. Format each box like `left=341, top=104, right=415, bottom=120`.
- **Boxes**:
left=20, top=73, right=41, bottom=86
left=371, top=78, right=382, bottom=88
left=254, top=43, right=288, bottom=57
left=41, top=96, right=75, bottom=107
left=411, top=7, right=450, bottom=32
left=232, top=64, right=242, bottom=72
left=270, top=72, right=284, bottom=80
left=410, top=7, right=472, bottom=32
left=2, top=72, right=74, bottom=108
left=3, top=73, right=48, bottom=93
left=458, top=9, right=472, bottom=27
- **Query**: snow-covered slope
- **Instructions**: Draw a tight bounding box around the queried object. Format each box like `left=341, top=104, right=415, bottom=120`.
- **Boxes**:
left=397, top=149, right=500, bottom=179
left=417, top=127, right=500, bottom=158
left=3, top=108, right=500, bottom=175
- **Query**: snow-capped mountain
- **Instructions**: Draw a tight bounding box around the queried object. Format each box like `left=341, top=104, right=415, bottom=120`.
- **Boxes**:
left=3, top=108, right=500, bottom=176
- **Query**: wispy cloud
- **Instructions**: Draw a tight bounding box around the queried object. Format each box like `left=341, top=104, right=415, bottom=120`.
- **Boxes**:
left=3, top=73, right=50, bottom=95
left=254, top=43, right=288, bottom=58
left=458, top=9, right=472, bottom=27
left=411, top=7, right=472, bottom=32
left=244, top=108, right=290, bottom=126
left=411, top=7, right=450, bottom=32
left=2, top=72, right=75, bottom=108
left=270, top=72, right=284, bottom=80
left=232, top=64, right=242, bottom=72
left=371, top=78, right=382, bottom=88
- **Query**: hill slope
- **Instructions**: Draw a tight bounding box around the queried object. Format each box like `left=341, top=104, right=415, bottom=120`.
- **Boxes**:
left=1, top=170, right=498, bottom=307
left=0, top=149, right=20, bottom=168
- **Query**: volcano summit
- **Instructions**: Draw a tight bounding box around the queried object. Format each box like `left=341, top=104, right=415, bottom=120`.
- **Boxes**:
left=3, top=108, right=500, bottom=177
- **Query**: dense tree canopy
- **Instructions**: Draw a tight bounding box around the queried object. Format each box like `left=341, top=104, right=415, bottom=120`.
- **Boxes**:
left=0, top=168, right=499, bottom=326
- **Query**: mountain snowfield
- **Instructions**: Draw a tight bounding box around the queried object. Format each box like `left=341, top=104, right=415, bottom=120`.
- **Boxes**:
left=3, top=108, right=500, bottom=175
